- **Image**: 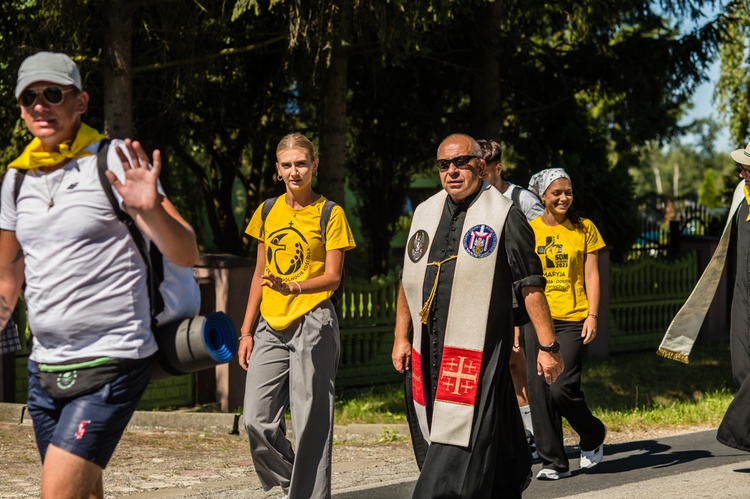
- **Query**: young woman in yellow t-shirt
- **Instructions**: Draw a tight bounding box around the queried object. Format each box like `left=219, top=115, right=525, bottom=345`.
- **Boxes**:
left=237, top=133, right=356, bottom=498
left=524, top=167, right=607, bottom=481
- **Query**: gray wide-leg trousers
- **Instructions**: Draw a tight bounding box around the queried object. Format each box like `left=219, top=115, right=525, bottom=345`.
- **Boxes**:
left=244, top=301, right=340, bottom=499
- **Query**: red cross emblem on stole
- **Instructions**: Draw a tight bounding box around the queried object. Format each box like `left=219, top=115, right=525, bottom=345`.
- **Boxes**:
left=435, top=346, right=482, bottom=405
left=411, top=349, right=426, bottom=405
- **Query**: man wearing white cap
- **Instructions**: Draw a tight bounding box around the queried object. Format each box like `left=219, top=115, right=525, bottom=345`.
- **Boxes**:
left=716, top=140, right=750, bottom=452
left=659, top=139, right=750, bottom=453
left=0, top=51, right=199, bottom=499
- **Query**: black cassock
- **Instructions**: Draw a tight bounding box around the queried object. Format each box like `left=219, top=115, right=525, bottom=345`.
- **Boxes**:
left=404, top=191, right=544, bottom=498
left=718, top=202, right=750, bottom=451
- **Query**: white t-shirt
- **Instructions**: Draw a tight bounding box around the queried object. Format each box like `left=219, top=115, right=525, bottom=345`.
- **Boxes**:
left=0, top=139, right=159, bottom=363
left=503, top=183, right=544, bottom=221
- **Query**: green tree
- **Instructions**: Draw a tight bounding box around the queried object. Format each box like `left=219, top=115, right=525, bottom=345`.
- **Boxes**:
left=129, top=2, right=295, bottom=254
left=633, top=118, right=732, bottom=200
left=716, top=0, right=750, bottom=144
left=0, top=0, right=732, bottom=272
left=699, top=169, right=721, bottom=208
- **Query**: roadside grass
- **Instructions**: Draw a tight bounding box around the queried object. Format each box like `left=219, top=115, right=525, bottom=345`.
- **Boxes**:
left=584, top=342, right=734, bottom=432
left=335, top=384, right=407, bottom=425
left=335, top=342, right=736, bottom=432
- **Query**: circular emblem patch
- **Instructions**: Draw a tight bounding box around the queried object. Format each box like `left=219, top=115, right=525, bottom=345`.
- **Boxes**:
left=57, top=370, right=78, bottom=390
left=462, top=224, right=498, bottom=258
left=407, top=230, right=430, bottom=263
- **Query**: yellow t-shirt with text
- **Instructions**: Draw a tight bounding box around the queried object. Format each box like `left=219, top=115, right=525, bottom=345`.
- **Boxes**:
left=528, top=217, right=605, bottom=321
left=245, top=196, right=356, bottom=330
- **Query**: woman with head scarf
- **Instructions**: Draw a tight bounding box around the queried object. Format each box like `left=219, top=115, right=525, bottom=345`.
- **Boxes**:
left=524, top=168, right=607, bottom=480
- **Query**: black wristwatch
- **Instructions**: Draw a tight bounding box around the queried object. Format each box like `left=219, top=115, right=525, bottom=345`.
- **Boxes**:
left=539, top=340, right=560, bottom=353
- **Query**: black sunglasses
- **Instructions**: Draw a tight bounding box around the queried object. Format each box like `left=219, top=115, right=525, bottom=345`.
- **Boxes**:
left=437, top=155, right=479, bottom=171
left=19, top=86, right=75, bottom=108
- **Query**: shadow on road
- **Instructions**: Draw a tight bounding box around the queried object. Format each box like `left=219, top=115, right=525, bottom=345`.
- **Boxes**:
left=578, top=440, right=712, bottom=475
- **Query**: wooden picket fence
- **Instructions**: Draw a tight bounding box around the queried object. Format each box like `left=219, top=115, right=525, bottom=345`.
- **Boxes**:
left=9, top=252, right=702, bottom=403
left=608, top=251, right=698, bottom=352
left=335, top=271, right=401, bottom=388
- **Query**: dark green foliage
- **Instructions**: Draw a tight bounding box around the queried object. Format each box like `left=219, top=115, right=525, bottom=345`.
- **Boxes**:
left=0, top=0, right=727, bottom=270
left=699, top=169, right=721, bottom=208
left=716, top=0, right=750, bottom=145
left=128, top=3, right=300, bottom=254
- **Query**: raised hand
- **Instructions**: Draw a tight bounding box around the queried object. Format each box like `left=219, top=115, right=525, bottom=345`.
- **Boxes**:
left=106, top=139, right=161, bottom=214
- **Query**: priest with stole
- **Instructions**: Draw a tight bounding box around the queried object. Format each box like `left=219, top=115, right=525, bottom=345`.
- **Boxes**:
left=392, top=133, right=563, bottom=497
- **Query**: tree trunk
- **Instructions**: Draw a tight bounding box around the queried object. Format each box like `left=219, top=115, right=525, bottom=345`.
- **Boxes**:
left=469, top=0, right=503, bottom=140
left=103, top=0, right=133, bottom=138
left=317, top=8, right=349, bottom=207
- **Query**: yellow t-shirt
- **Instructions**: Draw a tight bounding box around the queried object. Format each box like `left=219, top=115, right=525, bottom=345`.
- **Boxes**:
left=245, top=196, right=356, bottom=330
left=528, top=217, right=605, bottom=321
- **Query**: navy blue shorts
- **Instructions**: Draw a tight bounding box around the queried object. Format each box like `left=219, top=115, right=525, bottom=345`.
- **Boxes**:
left=26, top=356, right=153, bottom=468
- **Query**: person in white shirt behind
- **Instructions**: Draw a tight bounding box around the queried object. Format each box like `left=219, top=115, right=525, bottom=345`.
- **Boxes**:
left=478, top=139, right=544, bottom=458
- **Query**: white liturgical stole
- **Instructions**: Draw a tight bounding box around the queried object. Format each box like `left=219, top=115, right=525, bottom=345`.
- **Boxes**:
left=402, top=183, right=512, bottom=447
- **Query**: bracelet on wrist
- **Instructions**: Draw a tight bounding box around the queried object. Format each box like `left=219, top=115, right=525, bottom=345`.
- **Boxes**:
left=292, top=281, right=302, bottom=294
left=588, top=314, right=598, bottom=320
left=238, top=334, right=253, bottom=340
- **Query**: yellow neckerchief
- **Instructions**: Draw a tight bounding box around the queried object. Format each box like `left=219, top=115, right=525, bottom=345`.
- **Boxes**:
left=745, top=185, right=750, bottom=222
left=8, top=123, right=106, bottom=170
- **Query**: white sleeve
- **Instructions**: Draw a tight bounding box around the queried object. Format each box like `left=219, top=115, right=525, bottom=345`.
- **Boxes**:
left=518, top=188, right=544, bottom=221
left=0, top=169, right=20, bottom=231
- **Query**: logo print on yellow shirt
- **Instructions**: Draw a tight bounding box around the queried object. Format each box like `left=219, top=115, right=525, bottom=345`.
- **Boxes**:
left=538, top=236, right=564, bottom=268
left=266, top=227, right=308, bottom=276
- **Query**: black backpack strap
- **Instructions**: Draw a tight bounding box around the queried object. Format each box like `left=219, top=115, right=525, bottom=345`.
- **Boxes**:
left=95, top=139, right=164, bottom=321
left=13, top=169, right=28, bottom=205
left=320, top=200, right=337, bottom=247
left=149, top=240, right=165, bottom=318
left=511, top=185, right=522, bottom=207
left=260, top=197, right=277, bottom=239
left=320, top=200, right=346, bottom=306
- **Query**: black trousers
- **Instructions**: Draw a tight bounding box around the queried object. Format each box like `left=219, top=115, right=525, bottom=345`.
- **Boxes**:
left=524, top=319, right=605, bottom=472
left=403, top=336, right=531, bottom=497
left=718, top=294, right=750, bottom=451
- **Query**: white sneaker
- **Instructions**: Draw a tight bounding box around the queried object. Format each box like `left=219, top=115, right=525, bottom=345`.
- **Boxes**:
left=536, top=468, right=571, bottom=480
left=580, top=426, right=607, bottom=469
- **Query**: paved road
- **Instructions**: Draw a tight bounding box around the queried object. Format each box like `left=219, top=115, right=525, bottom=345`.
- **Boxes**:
left=333, top=429, right=750, bottom=498
left=4, top=400, right=748, bottom=498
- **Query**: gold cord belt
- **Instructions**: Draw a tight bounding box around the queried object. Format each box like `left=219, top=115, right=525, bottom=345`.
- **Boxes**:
left=418, top=254, right=458, bottom=324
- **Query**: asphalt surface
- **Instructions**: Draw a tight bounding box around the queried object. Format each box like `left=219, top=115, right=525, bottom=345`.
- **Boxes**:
left=3, top=402, right=750, bottom=498
left=334, top=429, right=750, bottom=498
left=528, top=429, right=750, bottom=499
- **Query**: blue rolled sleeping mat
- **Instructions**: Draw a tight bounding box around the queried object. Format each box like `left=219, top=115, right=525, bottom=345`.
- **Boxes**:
left=150, top=312, right=237, bottom=381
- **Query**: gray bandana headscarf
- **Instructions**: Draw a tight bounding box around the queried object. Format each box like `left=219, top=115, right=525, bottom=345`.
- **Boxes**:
left=528, top=168, right=571, bottom=197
